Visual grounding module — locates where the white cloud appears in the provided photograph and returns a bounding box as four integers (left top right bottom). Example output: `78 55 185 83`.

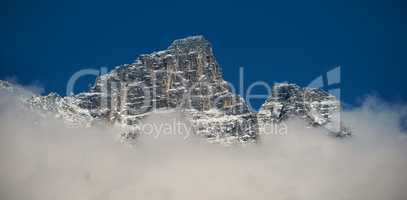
0 89 406 200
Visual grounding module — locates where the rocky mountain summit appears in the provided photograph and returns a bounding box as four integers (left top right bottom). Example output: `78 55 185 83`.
0 36 350 144
257 83 350 137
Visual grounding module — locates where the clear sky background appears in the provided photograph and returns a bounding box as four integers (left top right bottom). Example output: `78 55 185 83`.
0 0 405 109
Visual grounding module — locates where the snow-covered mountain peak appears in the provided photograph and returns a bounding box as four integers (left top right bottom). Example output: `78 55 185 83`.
169 35 210 50
0 36 350 144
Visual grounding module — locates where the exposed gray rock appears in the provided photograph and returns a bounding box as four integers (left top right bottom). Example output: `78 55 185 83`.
0 36 350 144
257 83 351 137
80 35 258 144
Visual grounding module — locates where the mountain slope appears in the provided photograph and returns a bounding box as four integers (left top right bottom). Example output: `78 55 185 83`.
0 36 350 144
257 83 351 137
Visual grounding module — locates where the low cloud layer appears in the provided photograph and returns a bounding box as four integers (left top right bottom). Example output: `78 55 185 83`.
1 91 407 200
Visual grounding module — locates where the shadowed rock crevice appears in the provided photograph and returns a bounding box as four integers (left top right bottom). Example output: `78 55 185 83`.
0 36 350 144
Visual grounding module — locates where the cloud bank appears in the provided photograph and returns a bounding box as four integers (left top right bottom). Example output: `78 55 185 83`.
0 90 407 200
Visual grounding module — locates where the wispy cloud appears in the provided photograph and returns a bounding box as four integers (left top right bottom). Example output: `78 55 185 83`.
0 87 406 200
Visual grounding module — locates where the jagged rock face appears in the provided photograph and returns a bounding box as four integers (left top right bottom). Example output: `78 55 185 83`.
85 36 251 123
0 36 350 144
77 36 257 143
257 83 350 137
0 81 93 127
27 94 94 126
0 36 256 144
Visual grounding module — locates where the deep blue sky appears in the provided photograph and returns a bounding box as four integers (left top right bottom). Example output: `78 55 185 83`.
1 0 406 109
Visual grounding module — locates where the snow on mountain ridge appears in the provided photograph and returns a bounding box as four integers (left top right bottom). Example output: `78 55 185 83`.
0 36 350 144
